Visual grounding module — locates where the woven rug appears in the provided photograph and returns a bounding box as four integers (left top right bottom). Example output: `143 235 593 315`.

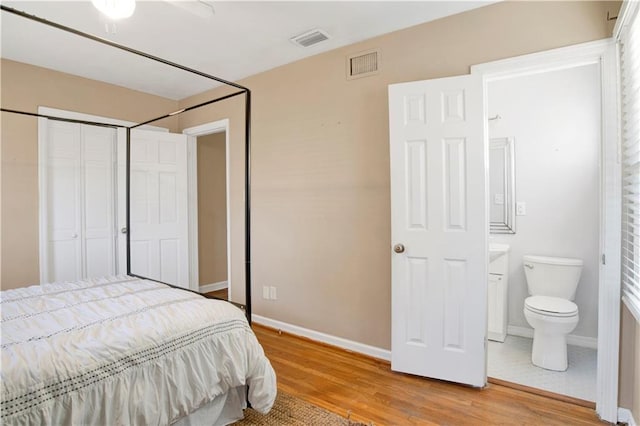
233 392 369 425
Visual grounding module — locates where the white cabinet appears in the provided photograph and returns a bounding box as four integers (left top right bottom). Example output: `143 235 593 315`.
488 247 509 342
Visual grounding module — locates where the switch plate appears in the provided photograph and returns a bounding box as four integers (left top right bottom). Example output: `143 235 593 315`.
270 286 277 300
516 202 526 216
262 286 270 299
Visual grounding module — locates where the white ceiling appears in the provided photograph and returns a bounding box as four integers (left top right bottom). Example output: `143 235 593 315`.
1 1 493 100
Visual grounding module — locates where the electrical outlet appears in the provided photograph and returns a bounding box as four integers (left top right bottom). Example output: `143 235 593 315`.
262 286 270 300
516 202 526 216
270 286 277 300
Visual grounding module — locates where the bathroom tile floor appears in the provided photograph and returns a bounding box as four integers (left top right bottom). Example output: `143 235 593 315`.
488 335 597 402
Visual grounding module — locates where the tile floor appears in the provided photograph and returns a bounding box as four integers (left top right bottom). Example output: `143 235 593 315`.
487 335 597 402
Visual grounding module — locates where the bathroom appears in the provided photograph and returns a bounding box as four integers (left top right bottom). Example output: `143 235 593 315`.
485 62 601 403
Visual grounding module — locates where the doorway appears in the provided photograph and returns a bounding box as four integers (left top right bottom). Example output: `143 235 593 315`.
196 132 229 298
472 39 620 421
387 39 619 423
484 63 600 403
183 119 231 300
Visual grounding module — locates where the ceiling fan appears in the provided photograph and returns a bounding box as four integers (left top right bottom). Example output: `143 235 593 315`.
92 0 215 33
92 0 215 20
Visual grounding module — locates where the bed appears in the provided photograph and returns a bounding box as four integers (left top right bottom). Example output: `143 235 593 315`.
1 4 272 424
1 275 277 425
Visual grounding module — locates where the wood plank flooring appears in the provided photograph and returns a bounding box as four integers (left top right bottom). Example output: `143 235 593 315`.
252 325 605 425
206 288 228 300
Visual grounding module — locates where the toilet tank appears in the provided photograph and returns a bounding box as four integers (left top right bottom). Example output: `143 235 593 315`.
523 255 583 300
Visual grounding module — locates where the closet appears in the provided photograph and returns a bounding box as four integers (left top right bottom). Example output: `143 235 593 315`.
40 120 117 283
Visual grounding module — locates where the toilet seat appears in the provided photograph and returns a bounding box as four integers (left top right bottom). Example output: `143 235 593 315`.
525 295 578 317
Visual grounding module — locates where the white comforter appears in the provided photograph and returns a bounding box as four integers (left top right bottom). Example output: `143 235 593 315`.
0 276 277 425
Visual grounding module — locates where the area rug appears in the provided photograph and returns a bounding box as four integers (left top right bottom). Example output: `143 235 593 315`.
233 392 369 425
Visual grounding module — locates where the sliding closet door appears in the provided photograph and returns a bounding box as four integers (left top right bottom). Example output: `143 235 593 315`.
41 121 117 283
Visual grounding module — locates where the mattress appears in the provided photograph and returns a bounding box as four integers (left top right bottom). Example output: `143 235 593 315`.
0 275 277 425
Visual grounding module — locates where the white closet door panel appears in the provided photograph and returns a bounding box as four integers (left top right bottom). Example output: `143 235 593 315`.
48 240 81 282
42 121 117 283
81 125 116 277
46 122 82 282
47 158 79 240
85 239 112 278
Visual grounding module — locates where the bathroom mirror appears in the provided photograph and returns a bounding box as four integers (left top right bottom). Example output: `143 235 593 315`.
489 137 516 234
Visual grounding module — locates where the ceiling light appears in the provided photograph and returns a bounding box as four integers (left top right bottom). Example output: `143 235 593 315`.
92 0 136 20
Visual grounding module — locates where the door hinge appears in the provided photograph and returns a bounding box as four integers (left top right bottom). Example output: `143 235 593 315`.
602 253 606 265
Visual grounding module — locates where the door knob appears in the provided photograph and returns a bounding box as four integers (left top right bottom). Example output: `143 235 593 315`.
121 227 128 234
393 244 405 254
71 233 78 239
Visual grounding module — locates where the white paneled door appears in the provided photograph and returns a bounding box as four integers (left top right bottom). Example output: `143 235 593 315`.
42 121 117 283
388 74 488 387
129 129 189 288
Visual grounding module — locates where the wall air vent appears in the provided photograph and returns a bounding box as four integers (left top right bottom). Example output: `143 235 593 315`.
290 29 330 48
347 49 380 80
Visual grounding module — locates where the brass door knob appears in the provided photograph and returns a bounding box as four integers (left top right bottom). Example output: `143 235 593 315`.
393 244 405 254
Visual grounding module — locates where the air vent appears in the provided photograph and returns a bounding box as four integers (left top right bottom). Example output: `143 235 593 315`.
347 49 380 80
290 29 330 48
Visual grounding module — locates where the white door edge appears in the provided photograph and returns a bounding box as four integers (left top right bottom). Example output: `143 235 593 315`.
471 38 621 423
182 119 231 299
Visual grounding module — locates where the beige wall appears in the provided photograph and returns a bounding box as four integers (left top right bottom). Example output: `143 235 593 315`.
0 59 179 289
178 1 619 350
620 304 640 417
197 132 228 286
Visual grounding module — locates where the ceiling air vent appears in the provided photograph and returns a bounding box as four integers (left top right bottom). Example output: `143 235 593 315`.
347 49 380 80
290 29 330 48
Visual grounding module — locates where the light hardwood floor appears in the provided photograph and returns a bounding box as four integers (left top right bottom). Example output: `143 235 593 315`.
206 288 228 300
252 324 605 425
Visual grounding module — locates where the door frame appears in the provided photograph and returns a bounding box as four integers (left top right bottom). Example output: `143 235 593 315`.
37 106 167 283
471 38 621 423
182 119 231 298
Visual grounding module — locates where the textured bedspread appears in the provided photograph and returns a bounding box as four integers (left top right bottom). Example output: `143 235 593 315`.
0 276 277 425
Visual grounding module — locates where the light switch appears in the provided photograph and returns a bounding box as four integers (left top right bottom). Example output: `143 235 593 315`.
516 202 526 216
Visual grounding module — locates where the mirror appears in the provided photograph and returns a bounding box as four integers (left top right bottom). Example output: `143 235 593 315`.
489 137 516 234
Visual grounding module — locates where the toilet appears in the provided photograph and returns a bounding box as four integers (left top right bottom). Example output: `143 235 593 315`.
522 255 582 371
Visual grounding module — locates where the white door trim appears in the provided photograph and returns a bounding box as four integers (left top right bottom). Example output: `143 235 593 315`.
37 107 168 282
182 119 231 298
471 38 621 423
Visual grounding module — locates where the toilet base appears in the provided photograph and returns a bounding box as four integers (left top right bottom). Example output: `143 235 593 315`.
531 330 568 371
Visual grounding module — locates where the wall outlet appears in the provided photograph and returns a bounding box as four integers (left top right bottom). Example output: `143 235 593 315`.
516 202 526 216
262 286 270 299
270 286 277 300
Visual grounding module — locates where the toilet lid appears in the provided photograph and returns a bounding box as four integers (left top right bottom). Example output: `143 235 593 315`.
525 296 578 317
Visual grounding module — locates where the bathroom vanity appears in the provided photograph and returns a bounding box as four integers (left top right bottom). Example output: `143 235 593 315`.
488 244 510 342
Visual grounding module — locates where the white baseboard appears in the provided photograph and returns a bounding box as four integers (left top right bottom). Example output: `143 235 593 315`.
507 325 598 349
619 407 637 426
199 281 228 293
252 314 391 362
